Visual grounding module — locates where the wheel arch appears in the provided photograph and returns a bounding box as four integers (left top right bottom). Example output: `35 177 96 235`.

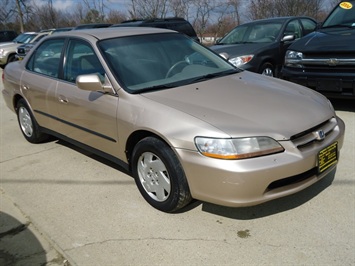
13 94 24 111
125 130 173 171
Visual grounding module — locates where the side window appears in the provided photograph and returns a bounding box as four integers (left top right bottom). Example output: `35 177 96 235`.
26 38 64 78
63 40 105 83
284 20 302 39
300 19 317 36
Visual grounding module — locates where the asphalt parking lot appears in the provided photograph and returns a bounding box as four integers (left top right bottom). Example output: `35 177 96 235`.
0 68 354 266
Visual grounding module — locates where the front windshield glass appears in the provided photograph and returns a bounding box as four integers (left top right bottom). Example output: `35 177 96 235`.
322 2 355 28
12 33 38 44
219 22 283 44
99 33 237 93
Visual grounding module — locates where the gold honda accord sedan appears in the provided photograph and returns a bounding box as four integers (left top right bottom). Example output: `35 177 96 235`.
2 28 345 212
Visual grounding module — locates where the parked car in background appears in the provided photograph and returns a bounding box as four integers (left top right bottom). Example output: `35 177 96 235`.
51 27 73 34
73 23 112 30
282 1 355 99
210 17 317 77
16 28 73 60
0 32 49 68
0 30 18 43
2 27 345 212
111 17 199 42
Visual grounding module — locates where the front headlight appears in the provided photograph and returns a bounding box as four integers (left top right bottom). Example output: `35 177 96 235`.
0 49 4 56
285 50 303 68
195 137 284 160
229 55 254 68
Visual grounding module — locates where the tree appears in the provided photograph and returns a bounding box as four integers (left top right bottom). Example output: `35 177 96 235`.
128 0 169 19
106 10 128 24
0 0 16 30
83 9 104 23
169 0 191 18
32 0 59 30
82 0 108 21
247 0 326 21
15 0 27 32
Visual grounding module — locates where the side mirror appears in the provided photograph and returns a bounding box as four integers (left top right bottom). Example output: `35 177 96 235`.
282 34 296 42
219 52 229 60
76 74 114 94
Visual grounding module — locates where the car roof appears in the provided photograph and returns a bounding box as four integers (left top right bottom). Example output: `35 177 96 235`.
243 16 314 24
52 27 176 40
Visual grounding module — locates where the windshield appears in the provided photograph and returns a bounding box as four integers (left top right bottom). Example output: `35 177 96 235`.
12 33 38 44
99 33 237 93
322 2 355 28
218 22 283 45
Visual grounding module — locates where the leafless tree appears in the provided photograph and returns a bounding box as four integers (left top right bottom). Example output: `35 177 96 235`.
227 0 242 25
128 0 169 19
1 0 16 29
15 0 30 32
191 0 215 38
71 3 86 25
169 0 191 18
247 0 325 21
106 10 128 24
82 0 108 21
31 0 59 30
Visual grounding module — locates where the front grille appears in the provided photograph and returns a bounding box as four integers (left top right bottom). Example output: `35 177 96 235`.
301 53 355 71
290 118 337 149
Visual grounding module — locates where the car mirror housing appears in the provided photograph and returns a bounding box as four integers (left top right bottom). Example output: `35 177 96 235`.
76 74 113 94
219 52 229 60
282 35 296 42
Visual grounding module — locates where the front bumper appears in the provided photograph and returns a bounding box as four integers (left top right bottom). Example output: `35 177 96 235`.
282 67 355 99
176 117 345 207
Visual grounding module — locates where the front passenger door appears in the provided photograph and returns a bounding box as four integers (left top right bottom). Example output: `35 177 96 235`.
55 39 120 157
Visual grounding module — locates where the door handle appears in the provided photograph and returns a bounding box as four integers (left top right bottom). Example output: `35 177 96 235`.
58 96 69 104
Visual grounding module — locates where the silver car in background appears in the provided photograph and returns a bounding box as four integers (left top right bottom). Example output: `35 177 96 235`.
2 27 345 212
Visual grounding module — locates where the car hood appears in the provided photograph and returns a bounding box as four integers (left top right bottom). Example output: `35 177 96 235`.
0 42 18 49
289 29 355 52
210 43 272 57
142 71 333 140
0 41 14 47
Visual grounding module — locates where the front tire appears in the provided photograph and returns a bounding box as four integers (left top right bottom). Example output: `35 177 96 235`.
132 137 192 212
16 99 49 143
259 62 275 77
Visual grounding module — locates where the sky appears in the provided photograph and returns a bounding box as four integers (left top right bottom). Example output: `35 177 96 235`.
31 0 130 13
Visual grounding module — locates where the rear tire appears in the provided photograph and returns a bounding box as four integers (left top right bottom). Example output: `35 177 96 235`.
132 137 192 212
16 99 49 143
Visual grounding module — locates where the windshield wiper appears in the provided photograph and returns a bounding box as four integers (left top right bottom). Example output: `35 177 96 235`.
322 24 355 29
219 41 255 45
139 83 178 93
189 69 238 83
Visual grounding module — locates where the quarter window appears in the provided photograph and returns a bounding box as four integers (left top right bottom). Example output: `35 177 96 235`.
26 39 64 78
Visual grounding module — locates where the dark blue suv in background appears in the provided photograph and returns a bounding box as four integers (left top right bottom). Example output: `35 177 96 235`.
282 1 355 99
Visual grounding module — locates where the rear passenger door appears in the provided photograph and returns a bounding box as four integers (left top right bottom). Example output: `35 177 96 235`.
55 39 119 156
22 38 65 132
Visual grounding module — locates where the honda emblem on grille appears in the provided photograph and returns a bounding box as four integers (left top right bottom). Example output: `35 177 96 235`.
314 130 325 141
326 58 339 66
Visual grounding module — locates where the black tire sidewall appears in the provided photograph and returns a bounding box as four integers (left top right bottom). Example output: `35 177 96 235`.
132 137 191 212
